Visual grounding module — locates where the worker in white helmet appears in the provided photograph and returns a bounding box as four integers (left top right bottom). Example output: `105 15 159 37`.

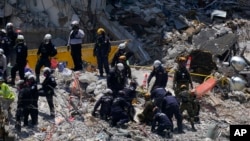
5 22 18 66
10 35 27 85
67 20 85 71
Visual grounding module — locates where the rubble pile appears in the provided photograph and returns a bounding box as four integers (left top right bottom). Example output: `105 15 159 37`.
2 0 250 141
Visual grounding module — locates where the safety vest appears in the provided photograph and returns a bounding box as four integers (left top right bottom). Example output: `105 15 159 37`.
0 83 15 100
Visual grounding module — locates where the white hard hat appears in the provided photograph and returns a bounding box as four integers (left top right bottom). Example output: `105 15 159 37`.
118 42 127 50
71 20 79 26
43 67 51 73
0 29 6 34
6 22 13 28
153 60 161 68
16 80 24 86
28 74 36 80
17 35 24 40
117 63 124 71
0 48 4 55
103 88 113 94
24 71 32 78
44 34 52 40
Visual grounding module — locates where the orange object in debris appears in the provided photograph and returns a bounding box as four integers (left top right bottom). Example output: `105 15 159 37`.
50 58 58 69
195 77 216 98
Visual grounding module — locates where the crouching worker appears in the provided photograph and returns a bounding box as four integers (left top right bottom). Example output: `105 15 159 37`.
92 89 113 121
110 93 131 128
137 93 154 125
38 67 57 117
151 107 173 138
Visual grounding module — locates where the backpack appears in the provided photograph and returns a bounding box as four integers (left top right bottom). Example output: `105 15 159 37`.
50 47 57 57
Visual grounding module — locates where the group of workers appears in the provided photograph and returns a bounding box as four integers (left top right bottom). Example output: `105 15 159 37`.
0 21 201 138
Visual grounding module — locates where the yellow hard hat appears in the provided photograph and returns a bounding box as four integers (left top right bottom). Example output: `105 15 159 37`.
144 93 151 99
180 84 187 89
97 28 105 35
178 57 186 62
119 55 126 60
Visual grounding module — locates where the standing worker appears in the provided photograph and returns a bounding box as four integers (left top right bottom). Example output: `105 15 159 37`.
5 22 17 66
35 34 57 83
173 57 193 96
147 60 168 91
111 41 128 67
0 49 7 82
67 20 85 71
93 28 111 77
10 35 27 85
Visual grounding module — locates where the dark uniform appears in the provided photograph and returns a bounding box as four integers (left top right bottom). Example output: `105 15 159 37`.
137 100 155 125
6 23 17 66
111 47 127 67
0 30 11 58
35 40 56 82
117 56 132 79
148 65 168 91
162 94 184 133
110 96 130 127
93 28 110 77
92 94 113 120
15 81 29 131
179 89 197 131
27 75 38 125
173 57 193 97
151 108 173 136
150 87 167 109
11 36 27 84
40 68 57 117
107 66 127 96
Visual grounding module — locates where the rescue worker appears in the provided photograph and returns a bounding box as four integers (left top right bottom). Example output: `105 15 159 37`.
110 94 131 127
0 29 10 58
27 75 38 125
147 60 168 91
0 76 15 123
179 84 197 131
137 93 155 125
161 92 184 134
190 89 201 123
67 20 85 71
107 63 127 96
24 71 32 85
0 49 7 82
35 34 57 83
151 107 173 137
111 41 128 67
5 22 17 66
150 86 168 109
15 80 27 131
173 57 193 97
10 34 27 85
120 81 137 104
40 67 57 117
93 28 110 77
118 55 132 79
92 89 113 121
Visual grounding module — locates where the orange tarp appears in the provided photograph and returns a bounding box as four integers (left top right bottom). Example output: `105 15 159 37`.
195 77 217 98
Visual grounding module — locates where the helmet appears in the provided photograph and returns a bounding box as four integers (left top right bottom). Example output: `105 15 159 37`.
44 34 52 40
28 74 36 80
6 22 13 29
17 34 24 40
119 55 126 61
180 84 187 89
43 67 51 75
0 48 4 55
153 60 161 68
144 93 150 100
117 63 124 71
118 42 127 50
71 20 79 26
103 88 113 94
97 28 105 35
178 57 186 62
16 80 25 87
24 71 32 79
0 29 6 34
